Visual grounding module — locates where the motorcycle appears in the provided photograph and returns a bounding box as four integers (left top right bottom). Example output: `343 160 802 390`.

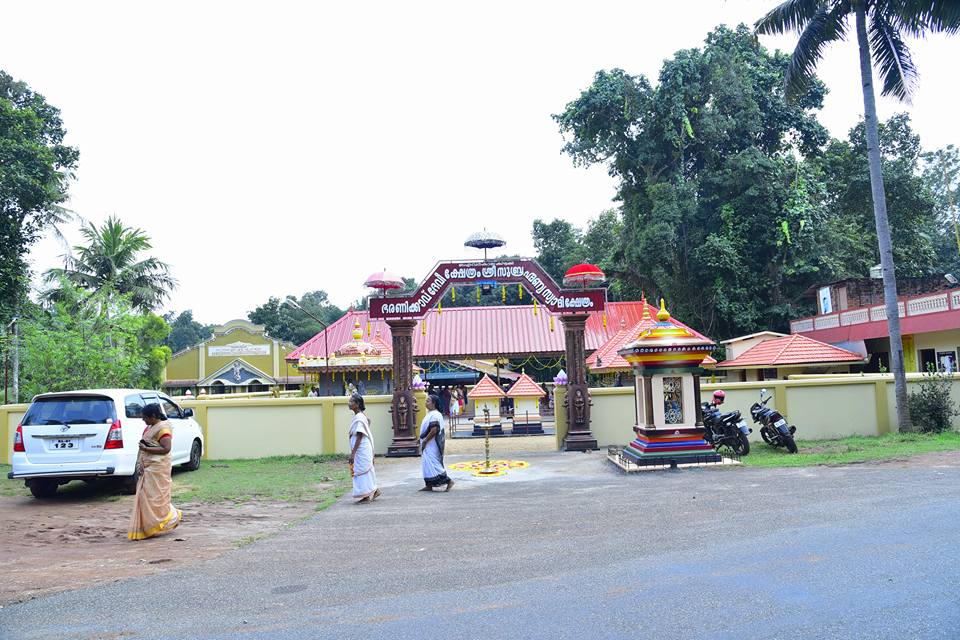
701 402 751 456
749 389 798 454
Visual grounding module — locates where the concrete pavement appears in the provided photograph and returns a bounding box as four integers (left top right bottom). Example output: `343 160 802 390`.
3 451 959 639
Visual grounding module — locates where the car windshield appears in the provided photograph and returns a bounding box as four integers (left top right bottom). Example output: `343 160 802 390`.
22 396 117 426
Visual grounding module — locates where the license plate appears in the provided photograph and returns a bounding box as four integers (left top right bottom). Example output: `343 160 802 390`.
774 419 787 428
52 438 79 450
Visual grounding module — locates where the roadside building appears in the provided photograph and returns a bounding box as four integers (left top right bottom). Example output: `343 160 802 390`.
790 275 960 373
716 333 869 381
162 319 301 395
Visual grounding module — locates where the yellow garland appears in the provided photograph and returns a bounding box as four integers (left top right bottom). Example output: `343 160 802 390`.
366 320 371 337
451 287 456 302
367 370 371 381
380 369 384 380
502 286 506 302
518 284 523 300
438 300 442 314
476 287 481 303
421 320 426 336
549 315 555 332
533 299 539 316
603 312 607 329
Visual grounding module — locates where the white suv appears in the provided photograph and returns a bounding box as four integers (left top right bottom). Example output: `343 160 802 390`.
9 389 204 499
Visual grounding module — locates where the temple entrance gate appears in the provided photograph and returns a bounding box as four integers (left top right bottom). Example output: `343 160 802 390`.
368 259 606 456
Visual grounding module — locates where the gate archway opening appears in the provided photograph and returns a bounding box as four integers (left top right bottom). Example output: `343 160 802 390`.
368 258 606 456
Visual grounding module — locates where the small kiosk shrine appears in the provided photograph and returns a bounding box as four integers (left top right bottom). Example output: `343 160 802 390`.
468 374 506 436
296 319 396 395
612 300 722 469
507 372 546 435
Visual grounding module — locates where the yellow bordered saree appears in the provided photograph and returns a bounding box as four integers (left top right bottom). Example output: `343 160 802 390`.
128 420 182 541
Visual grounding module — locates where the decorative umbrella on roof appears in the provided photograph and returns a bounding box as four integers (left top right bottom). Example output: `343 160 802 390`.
464 229 506 262
363 269 405 296
562 263 606 288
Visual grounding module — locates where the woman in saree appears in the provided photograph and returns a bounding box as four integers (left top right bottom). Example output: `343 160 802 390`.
419 394 454 492
348 393 381 503
128 403 182 541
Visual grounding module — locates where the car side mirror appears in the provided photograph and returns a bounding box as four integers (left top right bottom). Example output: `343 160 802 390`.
182 408 194 418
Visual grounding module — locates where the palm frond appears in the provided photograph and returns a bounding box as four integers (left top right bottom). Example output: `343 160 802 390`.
784 1 851 99
869 11 918 101
756 0 828 34
886 0 960 36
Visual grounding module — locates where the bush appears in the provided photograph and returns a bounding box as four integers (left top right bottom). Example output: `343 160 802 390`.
908 370 959 433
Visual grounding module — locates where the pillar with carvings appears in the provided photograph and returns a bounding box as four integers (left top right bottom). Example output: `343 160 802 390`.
386 319 420 457
560 314 598 451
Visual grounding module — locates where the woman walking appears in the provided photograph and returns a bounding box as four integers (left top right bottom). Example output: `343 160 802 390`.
348 393 381 503
419 394 454 492
128 404 182 541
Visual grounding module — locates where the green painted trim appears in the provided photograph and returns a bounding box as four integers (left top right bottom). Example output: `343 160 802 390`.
321 400 336 454
875 380 891 435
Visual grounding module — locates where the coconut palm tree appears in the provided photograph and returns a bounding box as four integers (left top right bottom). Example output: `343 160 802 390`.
43 215 176 313
756 1 959 431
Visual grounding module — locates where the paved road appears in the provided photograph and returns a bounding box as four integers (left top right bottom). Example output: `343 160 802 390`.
3 451 959 640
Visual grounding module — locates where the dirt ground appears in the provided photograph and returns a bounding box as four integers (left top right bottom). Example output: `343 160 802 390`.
0 493 315 607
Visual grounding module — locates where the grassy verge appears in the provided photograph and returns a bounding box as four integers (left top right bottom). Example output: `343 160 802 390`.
0 455 351 505
741 431 960 467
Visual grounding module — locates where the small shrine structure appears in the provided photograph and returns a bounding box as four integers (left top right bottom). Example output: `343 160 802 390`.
296 319 397 395
506 372 546 434
614 300 721 468
468 374 507 435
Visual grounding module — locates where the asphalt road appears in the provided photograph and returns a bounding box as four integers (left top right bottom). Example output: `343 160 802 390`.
3 451 959 640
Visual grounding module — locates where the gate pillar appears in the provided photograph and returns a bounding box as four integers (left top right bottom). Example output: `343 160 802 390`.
386 319 420 457
560 314 597 451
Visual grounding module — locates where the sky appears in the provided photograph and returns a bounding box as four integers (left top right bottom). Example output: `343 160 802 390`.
4 0 958 325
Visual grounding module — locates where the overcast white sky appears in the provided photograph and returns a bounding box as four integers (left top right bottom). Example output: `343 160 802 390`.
4 1 958 325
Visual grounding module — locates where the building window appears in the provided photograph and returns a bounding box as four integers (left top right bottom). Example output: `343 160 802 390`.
762 368 778 380
919 349 936 373
937 350 957 373
662 376 684 424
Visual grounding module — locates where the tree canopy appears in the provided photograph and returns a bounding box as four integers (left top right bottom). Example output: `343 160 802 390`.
548 24 953 339
248 291 344 345
163 310 214 353
0 70 79 319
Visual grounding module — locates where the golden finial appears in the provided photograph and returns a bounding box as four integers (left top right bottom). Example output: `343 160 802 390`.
657 298 671 322
641 291 651 323
352 319 363 340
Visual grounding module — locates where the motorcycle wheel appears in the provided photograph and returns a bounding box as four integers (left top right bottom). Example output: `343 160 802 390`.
784 434 798 454
760 427 774 445
732 432 750 456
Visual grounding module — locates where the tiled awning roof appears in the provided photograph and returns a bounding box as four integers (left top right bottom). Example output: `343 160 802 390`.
717 334 867 368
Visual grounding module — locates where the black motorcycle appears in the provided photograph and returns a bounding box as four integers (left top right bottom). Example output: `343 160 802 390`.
749 389 798 453
701 402 751 456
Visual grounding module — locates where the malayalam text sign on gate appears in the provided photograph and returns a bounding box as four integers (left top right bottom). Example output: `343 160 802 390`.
369 259 606 320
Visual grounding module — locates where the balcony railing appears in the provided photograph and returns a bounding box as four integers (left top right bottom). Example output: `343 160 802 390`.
791 290 956 334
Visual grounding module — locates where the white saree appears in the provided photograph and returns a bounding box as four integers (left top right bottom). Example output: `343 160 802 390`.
419 409 450 486
349 412 378 500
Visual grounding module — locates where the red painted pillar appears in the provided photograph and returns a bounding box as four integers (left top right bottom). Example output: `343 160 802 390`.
386 319 420 457
561 314 597 451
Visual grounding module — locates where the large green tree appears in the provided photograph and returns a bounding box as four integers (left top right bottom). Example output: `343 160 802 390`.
43 215 176 313
756 0 960 430
0 71 79 319
554 25 836 337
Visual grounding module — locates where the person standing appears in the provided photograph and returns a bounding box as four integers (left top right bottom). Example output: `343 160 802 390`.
128 404 182 540
419 394 454 492
348 393 380 503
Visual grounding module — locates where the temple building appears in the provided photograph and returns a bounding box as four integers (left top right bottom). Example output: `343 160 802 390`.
162 319 302 395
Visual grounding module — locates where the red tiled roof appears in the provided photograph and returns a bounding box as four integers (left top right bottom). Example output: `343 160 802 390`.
585 309 716 373
468 374 506 398
287 301 672 361
717 334 867 368
506 372 546 398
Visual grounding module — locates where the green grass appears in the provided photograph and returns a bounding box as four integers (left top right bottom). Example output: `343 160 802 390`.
0 455 351 504
741 431 960 467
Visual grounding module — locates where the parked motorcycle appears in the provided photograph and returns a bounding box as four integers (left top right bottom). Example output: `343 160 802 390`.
701 402 751 456
749 389 798 453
